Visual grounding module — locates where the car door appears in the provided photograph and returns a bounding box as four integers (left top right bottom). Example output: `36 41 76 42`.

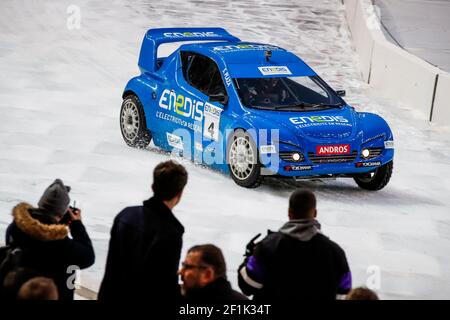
177 51 229 164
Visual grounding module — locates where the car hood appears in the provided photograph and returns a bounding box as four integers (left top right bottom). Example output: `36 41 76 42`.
248 106 357 141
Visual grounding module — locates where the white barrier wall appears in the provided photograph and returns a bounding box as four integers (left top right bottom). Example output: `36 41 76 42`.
370 39 439 117
343 0 450 124
432 73 450 124
350 0 375 81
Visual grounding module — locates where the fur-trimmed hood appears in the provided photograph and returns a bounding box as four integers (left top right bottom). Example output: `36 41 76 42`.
12 202 69 241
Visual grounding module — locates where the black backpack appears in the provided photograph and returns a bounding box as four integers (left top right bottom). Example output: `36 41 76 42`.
0 244 23 285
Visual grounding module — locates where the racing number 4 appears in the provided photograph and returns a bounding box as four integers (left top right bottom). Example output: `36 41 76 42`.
203 102 222 141
208 122 215 137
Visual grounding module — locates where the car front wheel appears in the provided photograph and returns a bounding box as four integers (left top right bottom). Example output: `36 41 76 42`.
120 95 151 148
353 161 393 191
227 129 262 188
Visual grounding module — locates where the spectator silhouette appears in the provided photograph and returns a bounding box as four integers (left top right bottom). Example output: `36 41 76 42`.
1 267 40 300
17 277 58 300
5 179 95 300
346 287 379 300
238 189 351 300
179 244 247 301
98 160 188 301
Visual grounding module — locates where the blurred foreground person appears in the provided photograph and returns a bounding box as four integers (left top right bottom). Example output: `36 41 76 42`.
17 277 58 300
1 267 40 300
238 189 351 300
179 244 247 301
346 287 379 300
99 160 188 301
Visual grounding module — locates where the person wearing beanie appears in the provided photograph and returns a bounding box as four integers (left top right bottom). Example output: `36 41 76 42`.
4 179 95 300
36 178 71 219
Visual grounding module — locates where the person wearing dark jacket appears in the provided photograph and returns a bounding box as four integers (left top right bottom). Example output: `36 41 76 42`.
2 267 41 300
179 244 247 301
98 160 188 301
238 189 351 300
5 179 95 300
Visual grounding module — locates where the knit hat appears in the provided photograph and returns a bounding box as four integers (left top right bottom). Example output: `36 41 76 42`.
37 179 71 217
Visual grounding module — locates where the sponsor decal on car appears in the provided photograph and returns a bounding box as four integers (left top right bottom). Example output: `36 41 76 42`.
260 145 276 154
258 66 292 76
195 141 203 151
355 161 381 167
222 68 232 87
316 144 350 155
203 103 223 141
290 115 349 125
384 140 394 149
156 111 202 133
163 31 219 38
212 44 281 52
362 133 385 144
166 132 183 149
284 165 313 171
205 145 215 153
159 89 203 121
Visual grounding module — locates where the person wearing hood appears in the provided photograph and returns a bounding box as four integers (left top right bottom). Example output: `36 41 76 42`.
238 189 351 300
4 179 95 300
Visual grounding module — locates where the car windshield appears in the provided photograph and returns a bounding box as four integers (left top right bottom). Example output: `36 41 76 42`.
233 76 344 111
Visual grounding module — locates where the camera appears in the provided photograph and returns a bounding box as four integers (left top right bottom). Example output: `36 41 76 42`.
60 211 72 225
244 233 261 257
60 203 79 225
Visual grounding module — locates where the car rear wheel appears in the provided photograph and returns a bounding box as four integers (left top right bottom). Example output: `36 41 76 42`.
353 161 393 191
120 95 151 148
227 129 262 188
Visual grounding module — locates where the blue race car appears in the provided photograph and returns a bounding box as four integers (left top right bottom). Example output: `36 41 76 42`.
120 28 394 190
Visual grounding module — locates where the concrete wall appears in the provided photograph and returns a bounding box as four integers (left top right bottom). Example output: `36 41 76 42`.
343 0 449 124
370 39 440 117
432 72 450 124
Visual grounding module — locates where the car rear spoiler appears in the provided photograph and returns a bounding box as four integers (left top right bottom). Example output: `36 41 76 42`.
138 28 240 74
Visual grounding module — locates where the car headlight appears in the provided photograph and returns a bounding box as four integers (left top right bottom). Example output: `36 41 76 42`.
361 148 370 159
292 153 301 161
280 151 304 163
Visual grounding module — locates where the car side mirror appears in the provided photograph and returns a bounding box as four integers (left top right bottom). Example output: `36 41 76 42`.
209 93 229 105
336 90 346 97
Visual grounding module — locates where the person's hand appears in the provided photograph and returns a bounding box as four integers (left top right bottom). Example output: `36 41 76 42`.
67 207 82 221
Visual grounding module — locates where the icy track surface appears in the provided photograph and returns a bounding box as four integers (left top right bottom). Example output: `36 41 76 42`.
1 0 450 299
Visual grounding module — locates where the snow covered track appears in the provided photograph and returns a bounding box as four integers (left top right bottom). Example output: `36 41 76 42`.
1 0 450 299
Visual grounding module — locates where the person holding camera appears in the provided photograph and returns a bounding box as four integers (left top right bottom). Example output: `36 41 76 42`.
4 179 95 300
238 189 351 300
